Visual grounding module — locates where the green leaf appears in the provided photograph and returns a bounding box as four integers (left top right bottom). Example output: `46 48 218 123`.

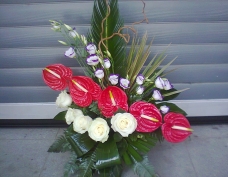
161 88 189 101
98 165 122 177
77 151 96 177
95 137 121 169
157 102 187 116
64 152 79 177
88 101 101 116
54 110 67 121
65 126 96 157
127 144 143 162
127 133 158 154
122 151 132 165
116 138 128 156
113 132 123 142
131 156 156 177
48 135 71 153
151 128 164 143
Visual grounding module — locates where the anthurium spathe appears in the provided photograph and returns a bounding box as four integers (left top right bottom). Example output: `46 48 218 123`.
98 86 128 118
129 101 162 132
42 64 72 90
69 76 102 107
161 112 192 143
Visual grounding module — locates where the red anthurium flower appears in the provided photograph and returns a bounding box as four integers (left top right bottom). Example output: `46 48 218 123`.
161 112 192 143
42 64 72 90
98 86 128 118
69 76 102 107
129 101 162 132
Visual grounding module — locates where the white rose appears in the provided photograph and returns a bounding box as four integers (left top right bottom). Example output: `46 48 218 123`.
88 118 110 143
65 108 83 125
73 115 92 134
111 113 137 137
56 90 72 108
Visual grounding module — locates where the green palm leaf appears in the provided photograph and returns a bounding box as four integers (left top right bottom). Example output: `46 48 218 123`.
87 0 127 76
48 135 71 153
95 137 121 169
131 156 156 177
65 125 96 157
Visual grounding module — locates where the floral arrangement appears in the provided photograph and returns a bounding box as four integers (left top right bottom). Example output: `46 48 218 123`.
43 0 192 176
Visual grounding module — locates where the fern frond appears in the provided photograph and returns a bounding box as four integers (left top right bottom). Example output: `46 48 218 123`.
131 155 156 177
48 135 71 153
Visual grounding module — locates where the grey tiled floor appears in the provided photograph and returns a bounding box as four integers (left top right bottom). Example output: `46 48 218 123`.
0 124 228 177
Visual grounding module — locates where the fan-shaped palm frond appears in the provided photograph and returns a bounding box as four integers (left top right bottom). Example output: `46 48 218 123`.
87 0 127 76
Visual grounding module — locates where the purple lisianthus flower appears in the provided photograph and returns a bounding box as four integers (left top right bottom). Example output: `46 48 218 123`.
86 43 97 55
69 27 78 38
155 77 165 89
65 47 76 58
104 58 111 69
95 69 104 79
160 105 169 114
152 89 163 101
86 54 99 66
109 74 119 85
163 78 173 90
136 74 145 85
120 78 130 89
136 86 144 95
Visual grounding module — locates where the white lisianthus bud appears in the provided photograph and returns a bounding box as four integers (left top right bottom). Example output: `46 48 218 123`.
120 78 130 89
73 115 92 134
95 69 104 79
64 24 72 31
65 47 76 58
136 86 144 95
65 108 83 125
81 35 87 45
163 78 173 90
109 74 119 85
152 90 163 101
111 113 137 137
58 40 68 45
103 58 111 69
56 90 72 108
86 43 96 55
88 118 110 143
69 28 79 38
51 25 60 31
155 77 165 89
136 74 145 85
160 105 169 114
86 54 99 66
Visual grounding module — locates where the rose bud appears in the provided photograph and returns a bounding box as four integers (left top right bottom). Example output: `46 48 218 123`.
56 90 72 108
